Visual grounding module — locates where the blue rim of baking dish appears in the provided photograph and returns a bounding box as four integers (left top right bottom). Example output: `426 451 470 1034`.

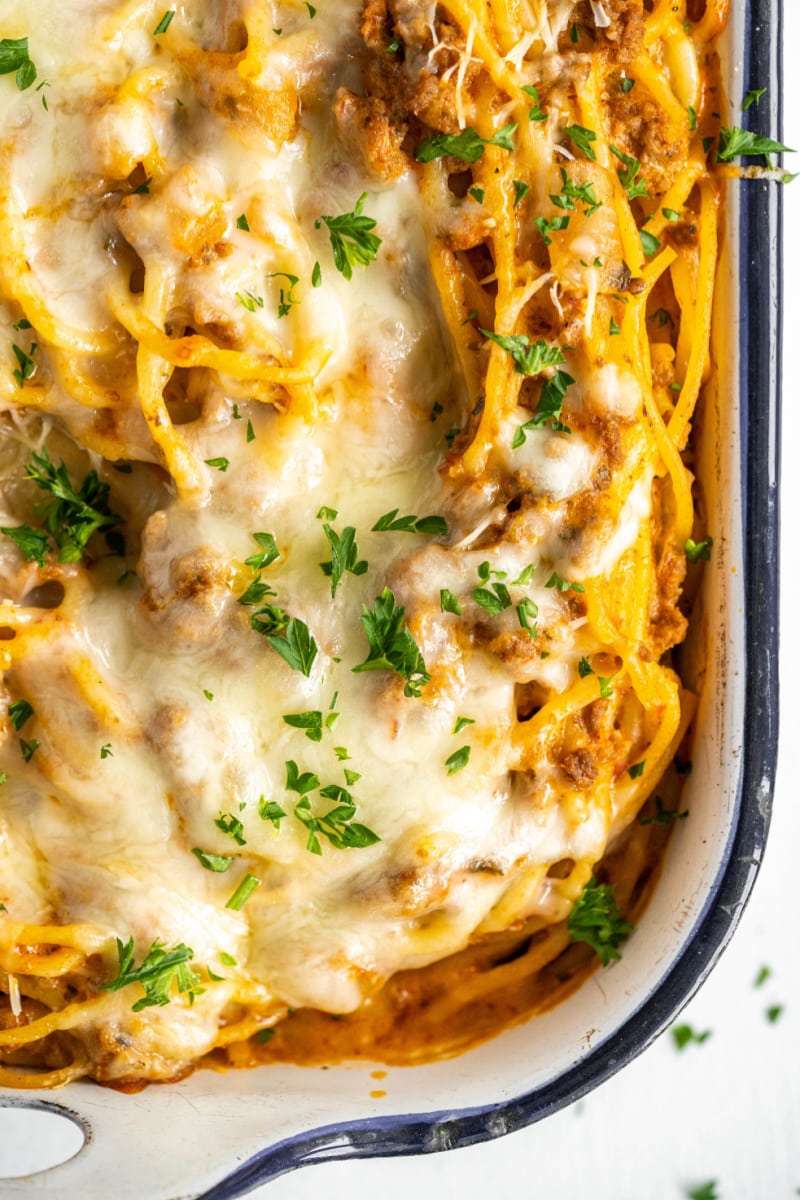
196 6 782 1196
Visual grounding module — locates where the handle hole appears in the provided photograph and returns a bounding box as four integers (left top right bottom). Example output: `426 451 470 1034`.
0 1101 86 1178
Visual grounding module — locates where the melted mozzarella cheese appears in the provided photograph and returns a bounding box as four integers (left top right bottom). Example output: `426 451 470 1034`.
0 0 654 1074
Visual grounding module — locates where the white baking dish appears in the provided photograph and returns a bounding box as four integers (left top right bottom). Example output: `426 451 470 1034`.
0 2 781 1195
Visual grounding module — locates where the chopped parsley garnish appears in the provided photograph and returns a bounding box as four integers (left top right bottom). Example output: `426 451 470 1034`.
717 126 793 164
453 715 475 735
102 937 203 1011
258 796 286 830
517 596 538 637
639 796 689 825
353 587 430 697
563 124 597 161
236 213 250 231
153 10 175 34
7 699 33 731
440 588 462 615
511 563 535 586
12 318 31 331
513 179 529 206
132 176 152 194
226 873 261 910
766 1004 784 1024
597 675 614 699
609 316 621 336
742 87 767 111
662 207 681 222
219 951 237 967
238 576 276 607
628 760 646 779
610 144 648 199
671 1023 712 1050
286 761 379 855
522 84 546 122
386 36 401 54
481 331 564 376
513 369 575 442
282 710 332 742
12 342 37 388
567 877 632 965
311 260 322 287
204 457 229 472
687 1183 719 1200
685 536 713 562
236 290 264 312
535 214 570 245
415 123 517 164
268 272 299 318
620 76 635 94
203 689 214 701
100 743 113 759
445 745 471 775
754 964 772 987
191 848 234 873
245 532 280 571
550 169 602 215
639 228 661 257
1 447 123 566
545 571 585 593
215 812 246 845
19 737 39 762
320 522 368 596
0 37 38 91
256 1027 275 1043
578 656 594 678
688 105 697 132
304 2 316 15
315 193 382 280
316 505 338 521
472 560 511 616
469 186 485 203
372 509 448 536
267 617 318 676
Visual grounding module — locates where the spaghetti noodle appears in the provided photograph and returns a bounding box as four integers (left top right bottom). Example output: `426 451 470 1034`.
0 0 726 1087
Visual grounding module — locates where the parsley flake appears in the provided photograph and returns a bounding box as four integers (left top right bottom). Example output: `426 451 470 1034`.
440 588 462 615
672 1023 712 1050
0 37 38 91
717 126 793 164
639 796 689 825
686 536 713 562
226 873 261 910
563 124 597 160
445 745 471 775
153 10 175 35
372 509 448 537
191 848 234 873
512 370 575 442
204 457 229 472
353 587 430 697
481 330 564 376
522 84 546 122
8 699 33 731
102 937 203 1012
742 87 767 112
320 523 368 596
1 447 123 566
415 123 517 164
315 194 382 280
100 743 113 759
236 213 250 231
245 532 280 571
568 877 632 965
